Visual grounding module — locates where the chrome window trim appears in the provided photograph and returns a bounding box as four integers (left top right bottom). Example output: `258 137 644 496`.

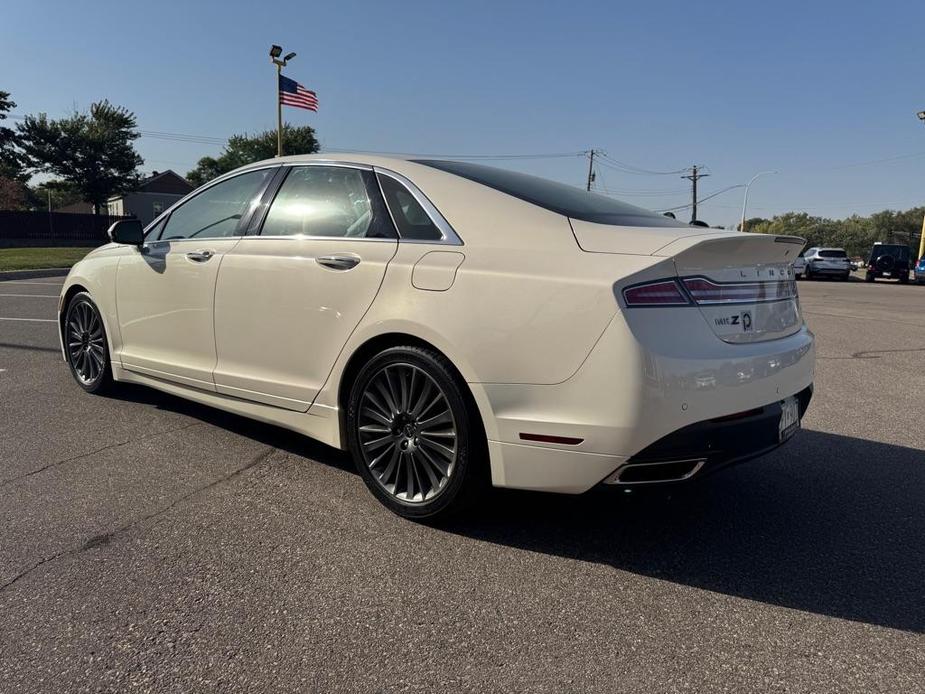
245 234 396 243
143 236 246 248
279 160 374 172
141 159 463 246
373 167 463 246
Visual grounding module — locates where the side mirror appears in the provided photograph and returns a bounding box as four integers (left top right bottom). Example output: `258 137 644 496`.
108 219 145 245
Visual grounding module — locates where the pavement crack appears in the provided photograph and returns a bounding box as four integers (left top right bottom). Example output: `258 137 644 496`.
0 422 205 488
0 445 277 594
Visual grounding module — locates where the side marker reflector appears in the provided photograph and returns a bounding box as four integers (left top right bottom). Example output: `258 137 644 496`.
519 433 584 445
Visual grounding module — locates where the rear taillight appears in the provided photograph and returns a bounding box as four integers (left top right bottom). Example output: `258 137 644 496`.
622 280 690 306
622 276 799 308
682 277 797 304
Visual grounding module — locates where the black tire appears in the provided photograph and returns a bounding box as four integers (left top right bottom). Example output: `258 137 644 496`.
865 273 875 283
63 292 114 394
345 346 487 521
899 274 909 284
804 266 813 280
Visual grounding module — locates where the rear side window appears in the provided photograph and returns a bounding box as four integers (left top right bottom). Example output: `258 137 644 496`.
415 159 683 227
378 174 443 241
819 249 847 258
261 166 393 238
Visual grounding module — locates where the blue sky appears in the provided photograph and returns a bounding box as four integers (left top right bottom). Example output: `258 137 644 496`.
3 0 924 227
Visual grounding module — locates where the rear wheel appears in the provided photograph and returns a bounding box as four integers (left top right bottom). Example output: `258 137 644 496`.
865 273 875 282
346 346 486 520
64 292 114 394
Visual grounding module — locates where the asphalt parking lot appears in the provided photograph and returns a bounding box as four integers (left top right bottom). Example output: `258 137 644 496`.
1 274 923 693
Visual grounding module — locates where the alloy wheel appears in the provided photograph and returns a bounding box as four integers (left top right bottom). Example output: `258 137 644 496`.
66 300 106 385
356 363 458 504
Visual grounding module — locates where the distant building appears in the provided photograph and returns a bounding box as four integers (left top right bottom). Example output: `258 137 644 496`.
106 170 195 225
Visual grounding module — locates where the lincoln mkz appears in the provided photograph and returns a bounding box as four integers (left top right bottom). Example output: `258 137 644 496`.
59 155 815 518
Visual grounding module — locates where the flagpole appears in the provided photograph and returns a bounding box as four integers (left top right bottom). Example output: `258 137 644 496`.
276 61 283 157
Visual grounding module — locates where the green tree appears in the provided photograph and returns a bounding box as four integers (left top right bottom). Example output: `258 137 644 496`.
27 179 83 211
0 89 24 181
16 100 143 214
186 124 319 187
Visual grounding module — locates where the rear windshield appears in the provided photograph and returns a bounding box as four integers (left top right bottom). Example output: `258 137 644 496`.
415 159 683 227
869 244 910 261
819 249 847 258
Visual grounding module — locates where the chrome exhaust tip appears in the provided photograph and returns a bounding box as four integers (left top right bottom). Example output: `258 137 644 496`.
603 458 706 485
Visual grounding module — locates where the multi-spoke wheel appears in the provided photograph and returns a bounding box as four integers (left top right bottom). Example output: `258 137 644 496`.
346 346 485 520
64 292 113 394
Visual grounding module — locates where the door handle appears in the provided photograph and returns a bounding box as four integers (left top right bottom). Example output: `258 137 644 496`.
317 254 360 271
186 250 214 262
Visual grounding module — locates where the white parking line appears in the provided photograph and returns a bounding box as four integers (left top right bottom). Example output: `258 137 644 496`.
0 294 59 298
0 317 56 323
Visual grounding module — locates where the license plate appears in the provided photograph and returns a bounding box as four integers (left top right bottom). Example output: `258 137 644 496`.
883 272 891 277
779 396 800 442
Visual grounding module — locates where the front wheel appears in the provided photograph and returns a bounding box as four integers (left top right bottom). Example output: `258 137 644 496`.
346 346 486 521
64 292 114 394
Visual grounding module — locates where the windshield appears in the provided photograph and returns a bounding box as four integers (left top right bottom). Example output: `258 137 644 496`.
415 159 684 227
819 249 847 258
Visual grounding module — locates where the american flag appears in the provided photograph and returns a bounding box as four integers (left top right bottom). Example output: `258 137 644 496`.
279 75 318 112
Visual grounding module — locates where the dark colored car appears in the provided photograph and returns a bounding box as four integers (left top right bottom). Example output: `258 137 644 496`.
915 257 925 285
865 243 911 283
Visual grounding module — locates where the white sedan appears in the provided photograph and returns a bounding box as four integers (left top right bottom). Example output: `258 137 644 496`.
59 154 815 519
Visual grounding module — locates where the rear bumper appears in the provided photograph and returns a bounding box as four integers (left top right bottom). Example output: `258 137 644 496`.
809 267 850 275
604 384 812 485
482 310 815 493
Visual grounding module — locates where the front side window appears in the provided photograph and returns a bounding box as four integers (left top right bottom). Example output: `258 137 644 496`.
377 174 443 241
157 169 273 241
261 166 392 238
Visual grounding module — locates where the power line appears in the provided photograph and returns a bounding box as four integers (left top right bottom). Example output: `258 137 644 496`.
595 152 689 176
656 184 745 212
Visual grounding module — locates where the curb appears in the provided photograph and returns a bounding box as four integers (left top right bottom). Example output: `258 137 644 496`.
0 268 71 282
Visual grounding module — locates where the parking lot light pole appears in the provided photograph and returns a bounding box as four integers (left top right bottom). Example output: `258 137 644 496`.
270 45 297 157
917 111 925 260
740 170 778 231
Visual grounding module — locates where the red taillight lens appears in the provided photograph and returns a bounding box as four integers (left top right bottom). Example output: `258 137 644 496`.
682 278 797 304
622 280 690 306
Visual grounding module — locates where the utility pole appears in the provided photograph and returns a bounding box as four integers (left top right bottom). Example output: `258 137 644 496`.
586 150 596 191
682 165 709 223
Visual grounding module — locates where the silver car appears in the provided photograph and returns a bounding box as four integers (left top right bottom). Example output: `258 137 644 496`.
797 247 851 281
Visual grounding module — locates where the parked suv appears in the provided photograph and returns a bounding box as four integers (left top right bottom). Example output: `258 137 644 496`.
798 247 851 281
865 243 911 283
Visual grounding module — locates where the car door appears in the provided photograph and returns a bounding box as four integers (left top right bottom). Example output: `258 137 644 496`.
115 167 277 389
212 164 398 410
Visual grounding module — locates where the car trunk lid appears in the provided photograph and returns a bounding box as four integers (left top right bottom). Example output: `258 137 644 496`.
573 219 807 344
659 232 805 343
